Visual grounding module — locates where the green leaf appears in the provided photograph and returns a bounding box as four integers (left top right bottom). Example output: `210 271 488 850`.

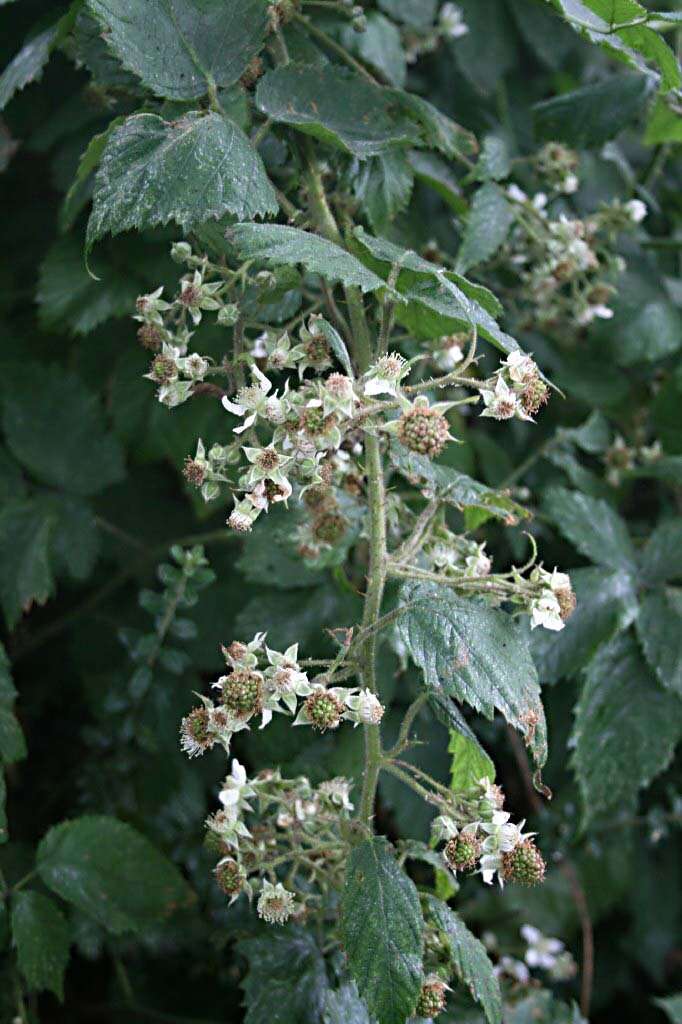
236 510 324 590
637 588 682 697
11 891 71 1001
640 518 682 584
377 0 438 28
341 837 423 1024
0 24 56 112
85 0 269 99
323 982 372 1024
37 815 194 934
549 0 681 91
352 152 414 233
2 364 125 496
616 298 682 366
398 581 547 766
256 64 421 158
389 441 528 524
472 135 511 182
426 897 502 1024
543 487 637 571
316 317 354 377
60 119 125 233
87 112 277 250
228 224 387 293
452 0 517 95
0 500 55 629
448 730 495 796
389 90 478 160
37 237 140 336
534 73 651 147
457 183 515 273
0 707 26 765
339 12 407 88
655 995 682 1024
238 929 329 1024
0 643 17 707
408 151 466 213
572 632 682 825
531 567 638 683
645 96 682 144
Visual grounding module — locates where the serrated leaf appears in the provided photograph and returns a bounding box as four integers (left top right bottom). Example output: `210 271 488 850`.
389 442 528 523
645 95 682 144
398 581 547 765
60 119 125 232
341 837 423 1024
408 150 466 213
0 707 26 765
0 500 55 629
636 588 682 697
352 152 414 233
257 64 421 157
85 0 269 99
238 928 329 1024
534 73 651 147
572 632 682 825
457 183 515 273
390 90 478 160
323 982 372 1024
531 567 638 683
640 518 682 584
339 12 407 88
426 897 502 1024
543 487 637 571
2 364 124 496
449 730 495 795
37 815 194 934
11 891 71 1000
87 112 277 250
0 24 57 112
472 135 511 181
228 224 387 293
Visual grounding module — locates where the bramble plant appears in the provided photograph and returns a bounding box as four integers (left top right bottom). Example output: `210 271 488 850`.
1 1 682 1023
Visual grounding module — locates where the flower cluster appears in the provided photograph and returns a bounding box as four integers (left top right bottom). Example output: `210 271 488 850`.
424 525 492 580
527 567 576 632
479 351 549 422
432 778 546 887
604 435 662 487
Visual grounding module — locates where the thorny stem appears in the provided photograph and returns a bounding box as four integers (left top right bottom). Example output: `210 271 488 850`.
383 763 450 812
385 693 429 757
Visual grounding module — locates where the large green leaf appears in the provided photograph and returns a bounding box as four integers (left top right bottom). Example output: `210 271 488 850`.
640 519 682 584
11 891 71 1001
352 152 414 233
543 487 637 571
572 632 682 824
457 183 515 273
256 64 421 158
87 112 277 250
449 730 495 796
534 73 652 147
531 567 638 683
228 224 387 293
341 837 423 1024
389 90 478 160
323 982 372 1024
0 500 55 629
397 581 547 766
0 707 26 765
37 815 194 934
426 897 502 1024
637 588 682 697
238 929 329 1024
0 25 57 112
86 0 269 99
2 365 125 496
339 12 407 87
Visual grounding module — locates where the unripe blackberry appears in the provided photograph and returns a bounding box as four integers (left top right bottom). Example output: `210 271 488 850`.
502 840 546 886
180 706 213 757
304 690 344 731
397 406 450 458
416 979 447 1019
138 323 163 351
303 333 331 366
183 457 206 487
214 857 245 896
221 670 263 717
303 485 334 511
520 378 549 417
299 405 328 437
312 509 347 545
443 834 481 872
150 354 178 383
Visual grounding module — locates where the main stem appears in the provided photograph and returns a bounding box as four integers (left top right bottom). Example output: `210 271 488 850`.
301 140 386 827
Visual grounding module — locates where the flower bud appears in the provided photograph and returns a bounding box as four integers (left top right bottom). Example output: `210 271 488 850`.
217 303 241 327
171 241 193 263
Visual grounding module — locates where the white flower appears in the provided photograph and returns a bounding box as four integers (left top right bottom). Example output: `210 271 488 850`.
576 303 614 326
363 352 409 397
494 956 530 983
222 366 274 434
561 173 579 195
257 881 296 925
319 777 354 812
529 591 564 631
625 198 647 223
504 351 538 386
464 544 492 578
507 184 528 204
478 811 531 886
345 689 385 726
521 925 565 970
480 376 531 421
439 2 468 37
219 759 254 814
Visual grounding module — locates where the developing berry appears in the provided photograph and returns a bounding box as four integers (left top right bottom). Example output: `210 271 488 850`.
180 706 214 757
555 583 576 622
397 406 450 458
214 857 245 896
312 509 347 545
138 323 163 351
520 378 549 417
415 978 448 1018
183 457 206 487
304 689 345 731
221 670 263 718
150 354 178 384
443 834 482 872
502 839 546 886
